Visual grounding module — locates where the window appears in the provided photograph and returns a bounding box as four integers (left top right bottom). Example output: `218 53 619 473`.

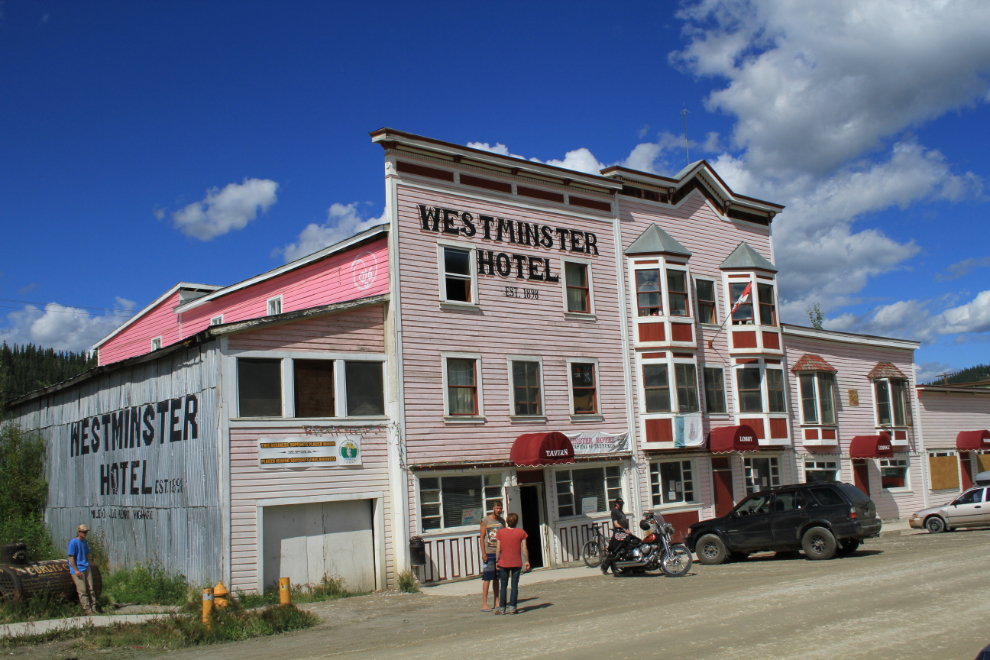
805 460 838 483
696 279 717 325
729 281 754 325
445 358 478 416
635 268 662 316
674 363 699 412
150 337 162 351
744 456 780 495
294 360 334 417
565 262 590 313
757 283 776 326
238 358 282 417
773 490 807 512
442 246 473 303
419 474 502 531
737 368 763 413
703 367 726 414
955 489 985 505
345 361 385 416
875 379 912 426
570 362 597 414
650 460 695 506
555 466 622 518
809 486 845 506
928 451 960 491
210 315 223 326
879 458 909 490
799 373 836 425
766 369 785 413
511 361 542 416
267 296 282 316
643 364 671 413
736 493 772 515
667 270 689 316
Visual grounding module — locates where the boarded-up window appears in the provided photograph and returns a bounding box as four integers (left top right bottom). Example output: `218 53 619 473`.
979 454 990 473
928 453 960 491
294 360 334 417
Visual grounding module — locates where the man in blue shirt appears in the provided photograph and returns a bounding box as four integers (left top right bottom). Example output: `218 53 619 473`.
68 524 95 615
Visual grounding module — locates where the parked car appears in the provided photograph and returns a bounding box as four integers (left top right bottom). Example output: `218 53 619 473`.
909 486 990 533
684 482 882 564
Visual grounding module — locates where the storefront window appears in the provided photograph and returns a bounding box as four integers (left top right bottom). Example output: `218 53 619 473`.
345 361 385 416
703 367 726 414
643 364 671 413
674 363 699 412
805 460 838 483
635 269 662 316
880 458 909 489
555 466 621 518
738 368 763 413
650 460 694 506
238 358 282 417
419 474 502 531
744 456 780 495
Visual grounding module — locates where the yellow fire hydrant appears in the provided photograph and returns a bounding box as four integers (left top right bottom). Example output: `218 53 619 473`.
202 587 214 626
279 577 291 605
213 581 230 609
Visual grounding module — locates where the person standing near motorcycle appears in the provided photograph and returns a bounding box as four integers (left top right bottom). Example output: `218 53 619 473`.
479 500 505 612
601 497 629 575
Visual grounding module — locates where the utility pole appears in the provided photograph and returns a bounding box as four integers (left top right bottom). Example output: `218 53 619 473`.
683 106 690 165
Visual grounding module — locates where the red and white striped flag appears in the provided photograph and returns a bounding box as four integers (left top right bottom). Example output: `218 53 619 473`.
730 282 752 314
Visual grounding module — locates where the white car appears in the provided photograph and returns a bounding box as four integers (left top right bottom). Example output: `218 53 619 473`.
909 486 990 533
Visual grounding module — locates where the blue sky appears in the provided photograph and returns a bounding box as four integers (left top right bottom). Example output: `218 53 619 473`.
2 0 989 381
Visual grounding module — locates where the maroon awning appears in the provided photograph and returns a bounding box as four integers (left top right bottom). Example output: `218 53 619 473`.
510 432 575 466
849 434 894 458
956 430 990 451
709 425 759 453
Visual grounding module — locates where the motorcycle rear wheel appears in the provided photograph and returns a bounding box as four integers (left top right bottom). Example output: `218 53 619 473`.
582 540 604 568
660 544 693 577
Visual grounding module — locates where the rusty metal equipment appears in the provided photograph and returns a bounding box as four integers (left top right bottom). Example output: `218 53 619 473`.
0 543 103 603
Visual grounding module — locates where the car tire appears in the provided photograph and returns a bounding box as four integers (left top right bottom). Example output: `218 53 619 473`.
835 539 861 555
696 534 729 565
925 516 946 534
801 527 837 560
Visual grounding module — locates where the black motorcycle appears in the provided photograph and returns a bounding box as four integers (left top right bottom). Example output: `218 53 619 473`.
601 511 692 577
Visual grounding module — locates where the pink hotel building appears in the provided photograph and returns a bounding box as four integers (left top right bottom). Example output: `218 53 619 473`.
12 128 990 590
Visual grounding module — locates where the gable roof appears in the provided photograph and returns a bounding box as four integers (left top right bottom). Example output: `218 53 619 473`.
720 242 777 272
867 362 908 380
91 282 220 350
625 223 691 257
791 354 837 373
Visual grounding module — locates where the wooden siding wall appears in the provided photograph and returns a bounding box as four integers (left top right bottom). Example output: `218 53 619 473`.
11 345 224 584
227 305 385 353
918 391 990 449
99 291 183 366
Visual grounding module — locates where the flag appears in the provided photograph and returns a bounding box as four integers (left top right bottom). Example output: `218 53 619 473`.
730 282 752 314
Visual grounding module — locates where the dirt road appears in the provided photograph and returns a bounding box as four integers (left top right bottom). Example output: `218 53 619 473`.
13 529 990 660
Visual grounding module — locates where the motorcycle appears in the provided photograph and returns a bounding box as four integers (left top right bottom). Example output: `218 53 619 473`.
601 511 693 577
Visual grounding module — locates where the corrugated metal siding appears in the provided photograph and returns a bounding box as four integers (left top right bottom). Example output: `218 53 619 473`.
11 344 223 584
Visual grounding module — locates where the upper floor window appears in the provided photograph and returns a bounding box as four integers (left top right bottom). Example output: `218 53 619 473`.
294 359 334 417
238 358 282 417
737 367 763 413
150 336 163 351
570 362 597 414
445 357 479 416
766 368 786 413
874 378 912 427
729 281 754 325
674 363 700 412
799 373 836 425
667 270 689 316
511 360 542 416
345 361 385 416
643 364 671 413
442 246 474 303
696 279 717 325
703 366 726 414
267 296 282 316
210 315 223 326
757 283 777 326
565 262 591 313
635 269 662 316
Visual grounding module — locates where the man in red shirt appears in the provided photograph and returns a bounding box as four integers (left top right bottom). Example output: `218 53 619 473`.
494 512 530 615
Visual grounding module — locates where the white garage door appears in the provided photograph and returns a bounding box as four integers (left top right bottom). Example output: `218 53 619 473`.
263 499 375 592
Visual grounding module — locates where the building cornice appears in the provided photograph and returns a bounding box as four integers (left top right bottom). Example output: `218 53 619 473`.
781 324 920 350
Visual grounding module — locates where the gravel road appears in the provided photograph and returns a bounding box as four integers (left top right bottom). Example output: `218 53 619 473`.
12 529 990 660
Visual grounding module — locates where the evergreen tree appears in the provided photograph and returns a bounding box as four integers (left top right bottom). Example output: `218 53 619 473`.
0 342 98 403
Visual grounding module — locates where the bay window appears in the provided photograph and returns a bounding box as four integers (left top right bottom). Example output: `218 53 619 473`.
636 268 662 316
738 368 763 413
874 378 912 427
729 281 754 325
419 474 502 531
766 368 786 413
674 363 700 412
799 373 837 425
703 366 726 414
667 270 689 316
556 466 622 517
650 460 695 506
757 283 777 326
643 364 671 413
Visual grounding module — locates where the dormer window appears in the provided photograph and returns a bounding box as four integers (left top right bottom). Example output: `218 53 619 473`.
868 362 913 428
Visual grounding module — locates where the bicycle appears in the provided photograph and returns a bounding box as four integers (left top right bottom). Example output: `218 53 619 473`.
582 525 610 568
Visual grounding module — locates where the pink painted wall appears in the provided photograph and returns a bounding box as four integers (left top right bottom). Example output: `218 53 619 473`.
99 238 389 366
918 389 990 449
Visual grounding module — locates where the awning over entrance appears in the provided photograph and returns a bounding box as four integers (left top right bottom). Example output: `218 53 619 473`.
956 430 990 451
510 432 575 467
708 425 759 453
849 434 894 458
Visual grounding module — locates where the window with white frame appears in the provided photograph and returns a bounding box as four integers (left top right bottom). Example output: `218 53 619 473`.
667 269 690 316
294 359 334 417
727 277 778 327
650 460 695 506
674 363 700 412
635 267 662 316
440 245 474 303
510 360 542 416
799 372 837 425
419 474 502 531
238 358 282 417
445 357 479 416
555 466 622 517
643 363 671 413
880 457 909 490
267 296 282 316
564 261 592 314
757 282 777 326
703 366 726 414
744 456 780 494
570 362 598 414
210 315 223 326
150 336 162 351
874 379 913 427
805 460 838 483
345 361 385 416
737 367 763 413
766 368 786 413
928 451 959 491
696 279 717 325
729 281 754 325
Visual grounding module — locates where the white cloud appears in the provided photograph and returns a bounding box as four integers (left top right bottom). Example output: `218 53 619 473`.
935 256 990 282
544 148 605 175
915 361 955 384
467 142 528 160
276 203 386 263
153 207 165 221
0 301 134 353
171 178 278 241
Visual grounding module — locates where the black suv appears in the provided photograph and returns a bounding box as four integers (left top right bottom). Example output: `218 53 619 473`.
684 482 882 564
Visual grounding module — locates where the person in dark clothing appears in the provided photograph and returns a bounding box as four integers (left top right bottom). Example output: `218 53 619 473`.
601 498 629 575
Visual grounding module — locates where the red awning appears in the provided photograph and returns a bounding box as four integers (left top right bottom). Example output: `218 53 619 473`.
849 434 894 458
510 432 575 466
708 425 759 453
956 430 990 451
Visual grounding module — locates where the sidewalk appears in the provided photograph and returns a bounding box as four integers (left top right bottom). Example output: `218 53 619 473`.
0 612 170 639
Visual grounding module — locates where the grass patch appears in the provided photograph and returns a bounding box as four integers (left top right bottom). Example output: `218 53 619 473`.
102 561 189 606
0 593 83 625
236 575 360 609
0 604 320 651
396 570 419 593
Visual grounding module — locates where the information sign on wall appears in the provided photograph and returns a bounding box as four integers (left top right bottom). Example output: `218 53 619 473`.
258 436 362 468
